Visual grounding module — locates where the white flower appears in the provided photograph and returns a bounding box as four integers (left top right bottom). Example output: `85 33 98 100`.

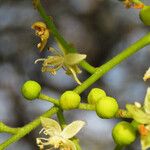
36 117 85 150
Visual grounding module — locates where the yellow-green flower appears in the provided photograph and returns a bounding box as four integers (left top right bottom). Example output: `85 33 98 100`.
36 117 85 150
31 21 50 51
35 47 86 84
126 88 150 150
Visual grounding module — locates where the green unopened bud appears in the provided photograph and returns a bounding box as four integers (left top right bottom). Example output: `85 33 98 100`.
96 96 118 118
60 91 81 110
112 121 136 146
139 6 150 26
21 80 41 100
88 88 106 105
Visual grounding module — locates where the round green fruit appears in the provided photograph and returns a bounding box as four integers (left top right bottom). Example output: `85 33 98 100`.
139 6 150 26
21 80 41 100
60 91 81 110
96 96 118 118
112 121 136 146
88 88 106 104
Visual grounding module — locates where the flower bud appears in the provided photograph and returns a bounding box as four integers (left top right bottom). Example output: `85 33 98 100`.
60 91 81 110
21 80 41 100
96 96 118 118
112 121 136 146
139 6 150 26
88 88 106 105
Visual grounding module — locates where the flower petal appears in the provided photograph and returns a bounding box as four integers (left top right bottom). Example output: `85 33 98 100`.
67 66 82 85
62 139 77 150
144 88 150 114
40 117 62 136
64 53 86 66
126 104 150 124
141 133 150 150
143 68 150 81
61 120 85 139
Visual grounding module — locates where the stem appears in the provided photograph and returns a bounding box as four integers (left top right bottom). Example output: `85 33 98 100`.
0 107 58 150
38 94 132 118
78 103 95 111
39 93 59 105
38 93 96 111
3 127 20 135
115 109 132 118
0 122 20 134
79 60 97 74
37 1 76 53
132 0 144 5
36 0 96 73
74 33 150 94
114 145 124 150
57 109 66 128
72 138 82 150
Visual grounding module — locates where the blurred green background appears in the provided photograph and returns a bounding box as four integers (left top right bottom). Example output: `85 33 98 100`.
0 0 150 149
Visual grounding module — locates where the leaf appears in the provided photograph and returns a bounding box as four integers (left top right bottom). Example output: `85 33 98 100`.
40 117 62 136
64 53 86 66
126 104 150 124
61 120 85 139
144 88 150 114
141 133 150 150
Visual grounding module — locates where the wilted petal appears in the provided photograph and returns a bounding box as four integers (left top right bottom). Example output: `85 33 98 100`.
31 21 50 51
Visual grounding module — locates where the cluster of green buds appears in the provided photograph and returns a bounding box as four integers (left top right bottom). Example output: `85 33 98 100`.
87 88 119 118
20 78 150 150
